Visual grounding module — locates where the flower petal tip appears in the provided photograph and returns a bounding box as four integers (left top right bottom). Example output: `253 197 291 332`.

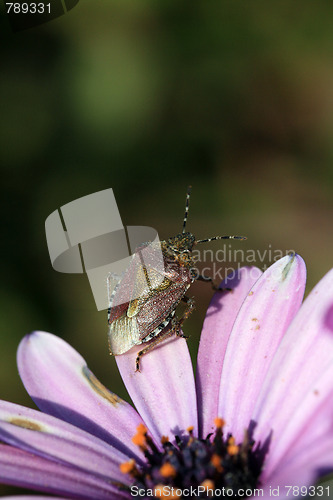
281 252 299 280
19 330 50 346
268 253 306 286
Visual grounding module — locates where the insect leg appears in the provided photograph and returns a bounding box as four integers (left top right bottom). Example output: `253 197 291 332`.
135 297 195 372
174 296 195 337
135 328 175 372
195 274 232 292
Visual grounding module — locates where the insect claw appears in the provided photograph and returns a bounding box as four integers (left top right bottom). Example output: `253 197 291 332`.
135 355 142 373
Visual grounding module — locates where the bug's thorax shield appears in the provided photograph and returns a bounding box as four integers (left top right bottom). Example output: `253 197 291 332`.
167 232 196 250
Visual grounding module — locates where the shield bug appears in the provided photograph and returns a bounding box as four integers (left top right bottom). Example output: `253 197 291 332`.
107 186 246 371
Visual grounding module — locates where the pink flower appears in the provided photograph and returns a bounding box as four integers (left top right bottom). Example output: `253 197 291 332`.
1 254 333 499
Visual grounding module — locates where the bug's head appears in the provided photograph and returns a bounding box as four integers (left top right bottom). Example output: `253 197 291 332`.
166 232 196 254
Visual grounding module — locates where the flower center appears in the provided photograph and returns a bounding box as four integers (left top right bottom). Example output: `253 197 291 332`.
120 418 262 498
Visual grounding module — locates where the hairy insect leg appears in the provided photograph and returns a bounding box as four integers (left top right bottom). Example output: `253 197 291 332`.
135 297 196 372
135 328 175 372
195 274 232 293
176 296 196 335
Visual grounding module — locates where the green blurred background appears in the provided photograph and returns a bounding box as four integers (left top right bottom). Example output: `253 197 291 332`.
1 1 333 496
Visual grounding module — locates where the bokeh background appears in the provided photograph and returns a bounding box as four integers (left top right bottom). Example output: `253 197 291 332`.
1 1 333 496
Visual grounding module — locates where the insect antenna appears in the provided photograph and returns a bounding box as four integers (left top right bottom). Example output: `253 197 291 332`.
182 185 192 233
196 235 247 243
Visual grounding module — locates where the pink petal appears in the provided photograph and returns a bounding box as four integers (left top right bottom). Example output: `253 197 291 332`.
116 336 197 443
261 394 333 489
253 268 333 477
196 267 262 438
17 331 143 460
259 423 333 500
282 394 333 459
218 254 306 441
0 400 130 484
263 436 333 490
0 444 127 499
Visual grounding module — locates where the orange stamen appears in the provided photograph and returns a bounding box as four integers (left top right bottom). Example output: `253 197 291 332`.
132 432 147 448
228 444 239 455
200 479 215 491
227 436 239 455
161 435 169 445
136 423 148 434
211 453 223 473
214 417 225 429
119 459 136 474
160 462 177 478
187 425 194 433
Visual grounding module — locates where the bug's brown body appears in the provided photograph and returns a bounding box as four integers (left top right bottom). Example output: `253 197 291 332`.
107 188 246 371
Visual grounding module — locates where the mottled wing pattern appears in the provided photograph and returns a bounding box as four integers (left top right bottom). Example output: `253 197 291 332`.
136 279 190 341
108 243 170 354
108 240 174 322
107 296 129 325
108 239 193 351
107 248 151 324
